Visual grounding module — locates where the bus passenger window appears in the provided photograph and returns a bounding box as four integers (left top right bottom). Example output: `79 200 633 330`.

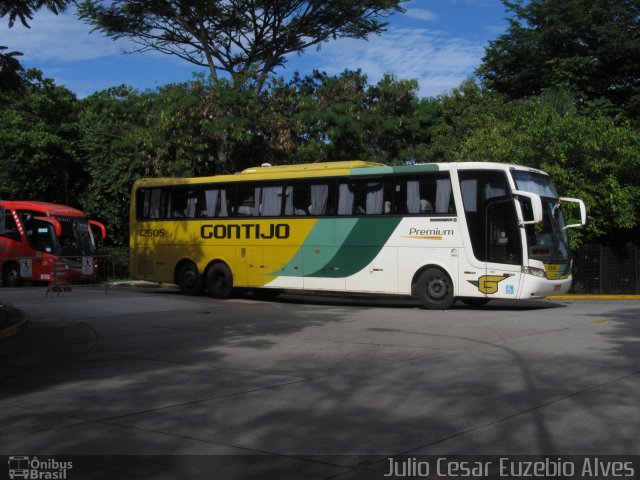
1 213 21 242
309 183 333 215
137 188 169 219
337 182 354 215
397 175 455 215
283 182 334 217
357 180 383 215
203 187 230 218
236 184 257 216
284 185 308 216
257 186 283 216
170 187 205 218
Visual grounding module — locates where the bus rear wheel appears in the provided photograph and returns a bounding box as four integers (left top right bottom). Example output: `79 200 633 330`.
416 267 455 310
207 263 234 299
177 262 203 296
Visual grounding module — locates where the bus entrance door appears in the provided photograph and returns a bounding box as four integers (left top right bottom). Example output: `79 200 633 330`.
483 200 523 299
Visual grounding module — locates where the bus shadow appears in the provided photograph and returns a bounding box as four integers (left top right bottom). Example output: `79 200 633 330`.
253 291 566 311
121 285 567 311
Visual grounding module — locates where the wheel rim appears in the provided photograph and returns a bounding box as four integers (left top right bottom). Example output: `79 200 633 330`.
5 266 20 286
212 272 226 292
182 268 198 289
427 276 448 300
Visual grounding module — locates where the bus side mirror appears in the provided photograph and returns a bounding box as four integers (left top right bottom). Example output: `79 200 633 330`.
513 190 543 225
560 197 587 229
0 206 5 235
89 220 107 239
33 216 62 237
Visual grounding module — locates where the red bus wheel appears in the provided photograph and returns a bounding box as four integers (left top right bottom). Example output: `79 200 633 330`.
2 262 22 288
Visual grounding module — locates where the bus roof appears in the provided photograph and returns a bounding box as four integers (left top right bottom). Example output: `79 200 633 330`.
0 200 86 217
132 160 549 188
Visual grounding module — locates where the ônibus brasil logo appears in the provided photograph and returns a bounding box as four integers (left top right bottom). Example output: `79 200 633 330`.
8 456 73 479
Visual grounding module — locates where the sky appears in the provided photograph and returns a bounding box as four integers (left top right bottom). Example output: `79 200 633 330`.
0 0 510 98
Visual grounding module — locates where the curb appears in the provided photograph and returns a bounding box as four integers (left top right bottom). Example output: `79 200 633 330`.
546 295 640 300
0 306 30 341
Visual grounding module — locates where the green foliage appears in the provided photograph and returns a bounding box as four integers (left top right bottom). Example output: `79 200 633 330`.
287 69 439 164
0 46 24 91
2 64 638 252
478 0 640 119
427 81 640 246
71 71 442 247
78 85 150 246
1 0 67 27
0 69 83 204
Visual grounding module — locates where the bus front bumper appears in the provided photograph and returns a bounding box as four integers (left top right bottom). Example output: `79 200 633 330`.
520 274 572 299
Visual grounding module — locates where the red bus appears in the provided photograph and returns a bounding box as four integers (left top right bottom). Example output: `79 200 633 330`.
0 201 106 287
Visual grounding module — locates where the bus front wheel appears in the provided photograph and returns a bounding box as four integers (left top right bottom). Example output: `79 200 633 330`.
207 263 234 299
416 267 455 310
2 262 22 288
177 262 203 296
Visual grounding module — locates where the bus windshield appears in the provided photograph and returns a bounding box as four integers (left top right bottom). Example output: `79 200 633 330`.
511 170 570 263
19 211 96 256
57 216 97 256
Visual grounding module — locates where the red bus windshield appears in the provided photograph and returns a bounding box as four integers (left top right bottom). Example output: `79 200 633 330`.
19 210 97 257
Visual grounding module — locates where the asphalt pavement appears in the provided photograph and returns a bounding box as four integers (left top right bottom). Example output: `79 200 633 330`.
0 286 638 479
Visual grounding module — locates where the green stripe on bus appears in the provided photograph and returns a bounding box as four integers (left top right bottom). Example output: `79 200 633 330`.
268 218 359 276
307 217 401 278
348 164 441 176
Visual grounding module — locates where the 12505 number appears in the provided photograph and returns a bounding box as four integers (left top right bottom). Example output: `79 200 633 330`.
139 229 166 237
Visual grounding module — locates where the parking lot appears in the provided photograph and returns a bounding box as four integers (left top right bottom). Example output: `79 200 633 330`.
0 286 639 478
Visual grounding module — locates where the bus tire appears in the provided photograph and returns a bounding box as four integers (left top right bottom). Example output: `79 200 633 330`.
459 297 490 308
207 263 234 299
416 267 455 310
2 262 22 288
177 262 203 296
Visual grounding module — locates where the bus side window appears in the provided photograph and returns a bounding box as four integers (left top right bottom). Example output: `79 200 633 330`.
137 188 169 220
237 183 257 216
149 188 166 219
203 186 232 218
397 175 455 215
169 187 204 219
0 213 21 242
338 178 392 216
284 184 307 216
310 182 335 215
282 181 334 217
258 185 284 216
337 182 354 215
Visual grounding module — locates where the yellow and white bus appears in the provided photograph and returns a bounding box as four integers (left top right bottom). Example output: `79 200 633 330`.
129 161 586 309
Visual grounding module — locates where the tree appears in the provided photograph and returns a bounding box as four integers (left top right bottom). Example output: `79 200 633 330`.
77 0 405 93
1 0 69 90
0 69 83 203
78 85 150 247
1 0 67 26
0 46 23 91
427 81 640 246
478 0 640 118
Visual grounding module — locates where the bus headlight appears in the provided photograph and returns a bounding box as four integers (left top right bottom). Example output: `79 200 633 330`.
522 266 547 278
